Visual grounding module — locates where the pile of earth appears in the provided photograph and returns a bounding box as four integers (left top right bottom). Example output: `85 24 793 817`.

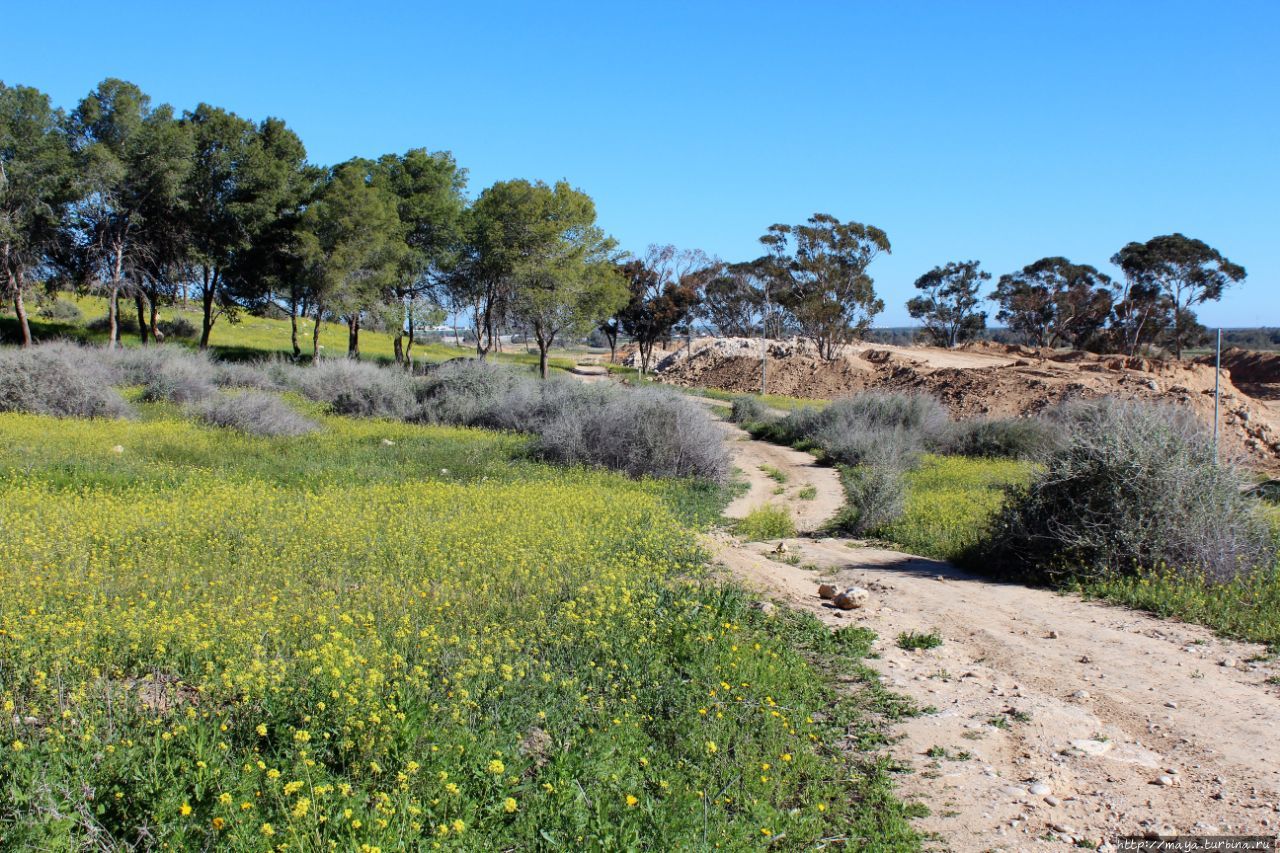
1198 347 1280 401
651 337 1280 471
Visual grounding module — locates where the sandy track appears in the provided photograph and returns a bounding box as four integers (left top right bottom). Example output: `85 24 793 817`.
706 419 1280 851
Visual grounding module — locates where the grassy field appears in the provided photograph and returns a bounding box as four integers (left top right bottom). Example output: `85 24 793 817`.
870 455 1033 561
0 399 920 850
2 294 585 373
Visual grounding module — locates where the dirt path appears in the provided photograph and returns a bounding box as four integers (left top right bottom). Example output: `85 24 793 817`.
707 421 1280 851
717 418 843 533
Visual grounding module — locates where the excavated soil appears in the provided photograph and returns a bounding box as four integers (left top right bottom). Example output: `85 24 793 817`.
653 338 1280 471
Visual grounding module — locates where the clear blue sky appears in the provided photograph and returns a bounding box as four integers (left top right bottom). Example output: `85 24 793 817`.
6 0 1277 326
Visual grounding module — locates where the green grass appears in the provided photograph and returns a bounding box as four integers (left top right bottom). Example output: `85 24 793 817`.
1075 566 1280 648
760 463 788 484
896 631 943 651
872 454 1033 560
797 484 818 500
0 398 920 850
3 294 584 373
735 504 797 541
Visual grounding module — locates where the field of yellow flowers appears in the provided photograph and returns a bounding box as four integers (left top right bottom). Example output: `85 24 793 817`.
0 407 920 850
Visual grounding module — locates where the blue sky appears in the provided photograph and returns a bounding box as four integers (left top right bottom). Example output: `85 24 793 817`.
6 0 1277 326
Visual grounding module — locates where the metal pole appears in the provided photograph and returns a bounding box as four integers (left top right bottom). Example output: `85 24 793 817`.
760 292 768 397
1213 327 1222 463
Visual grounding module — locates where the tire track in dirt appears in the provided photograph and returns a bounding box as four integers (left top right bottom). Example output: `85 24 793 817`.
706 418 1280 851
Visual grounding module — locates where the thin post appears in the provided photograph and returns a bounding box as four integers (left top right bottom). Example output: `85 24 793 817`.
760 295 768 397
1213 327 1222 463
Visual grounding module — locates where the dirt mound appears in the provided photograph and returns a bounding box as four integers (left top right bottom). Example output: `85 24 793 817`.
1197 348 1280 403
654 338 1280 470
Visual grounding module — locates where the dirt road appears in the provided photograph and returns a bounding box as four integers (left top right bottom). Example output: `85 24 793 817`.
708 422 1280 851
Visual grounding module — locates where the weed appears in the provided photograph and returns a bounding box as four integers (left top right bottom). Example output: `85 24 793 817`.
897 631 943 651
736 505 796 540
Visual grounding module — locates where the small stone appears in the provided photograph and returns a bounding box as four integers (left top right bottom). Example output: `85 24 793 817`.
1029 782 1052 796
1079 655 1092 664
1072 690 1091 700
749 600 775 616
1047 630 1059 639
1051 822 1075 834
1045 795 1061 807
1164 701 1178 709
1155 775 1174 787
380 438 396 446
817 584 837 600
1221 657 1238 668
111 445 125 454
833 587 869 610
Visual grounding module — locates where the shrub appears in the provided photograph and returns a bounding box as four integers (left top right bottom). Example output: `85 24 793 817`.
729 395 770 425
214 360 286 392
413 360 528 426
979 399 1276 583
775 392 949 468
86 313 140 335
157 316 197 339
37 299 83 324
545 388 730 483
189 392 319 437
934 416 1056 459
111 348 218 403
418 362 731 483
291 358 417 418
735 504 796 540
0 343 132 419
831 463 906 536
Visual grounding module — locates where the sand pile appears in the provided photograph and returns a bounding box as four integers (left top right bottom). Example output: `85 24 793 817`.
653 337 1280 470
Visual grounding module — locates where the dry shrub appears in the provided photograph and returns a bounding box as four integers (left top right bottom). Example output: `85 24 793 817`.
189 392 319 437
0 343 132 419
980 399 1275 583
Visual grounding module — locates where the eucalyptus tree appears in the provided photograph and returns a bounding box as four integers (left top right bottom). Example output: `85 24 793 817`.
907 260 989 348
1111 234 1245 359
67 79 192 348
760 213 889 359
992 257 1114 350
616 245 704 374
298 160 405 359
0 82 77 346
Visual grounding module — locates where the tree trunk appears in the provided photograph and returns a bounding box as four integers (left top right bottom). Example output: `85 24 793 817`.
134 293 150 345
148 293 161 343
347 315 360 359
290 307 301 358
13 286 31 347
312 309 323 362
534 326 555 379
199 268 215 350
393 333 404 366
107 286 119 350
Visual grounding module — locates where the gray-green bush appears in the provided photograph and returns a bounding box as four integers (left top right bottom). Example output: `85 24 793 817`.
189 391 319 437
37 300 83 324
831 463 906 536
0 344 132 419
292 358 417 418
933 416 1056 459
979 399 1275 583
729 395 770 425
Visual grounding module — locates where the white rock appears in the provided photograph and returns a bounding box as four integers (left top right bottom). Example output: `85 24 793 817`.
833 587 869 610
1156 775 1174 786
1029 782 1052 796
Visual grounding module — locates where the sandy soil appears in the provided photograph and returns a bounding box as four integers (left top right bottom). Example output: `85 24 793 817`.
715 417 843 533
708 420 1280 851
